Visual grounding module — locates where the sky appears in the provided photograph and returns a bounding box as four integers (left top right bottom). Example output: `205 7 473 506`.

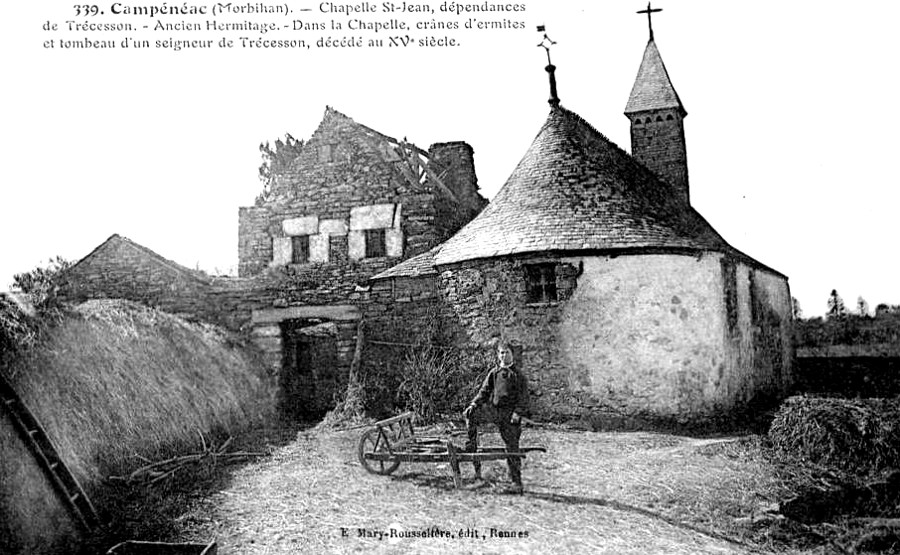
2 1 898 317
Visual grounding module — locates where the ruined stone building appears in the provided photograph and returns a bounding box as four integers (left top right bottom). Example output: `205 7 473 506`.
61 29 792 425
61 107 487 416
366 33 793 425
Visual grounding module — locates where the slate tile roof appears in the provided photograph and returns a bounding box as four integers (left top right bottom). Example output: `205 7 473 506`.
430 105 736 265
369 247 439 280
624 39 685 115
373 104 783 281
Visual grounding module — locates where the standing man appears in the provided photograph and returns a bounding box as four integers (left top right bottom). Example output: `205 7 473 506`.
463 341 530 494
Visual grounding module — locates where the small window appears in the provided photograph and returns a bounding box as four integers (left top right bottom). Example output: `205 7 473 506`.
329 235 348 264
291 235 310 264
666 114 674 121
317 144 334 163
526 264 557 303
365 229 387 258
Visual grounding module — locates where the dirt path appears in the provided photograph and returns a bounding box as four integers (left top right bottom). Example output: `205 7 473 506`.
171 428 789 554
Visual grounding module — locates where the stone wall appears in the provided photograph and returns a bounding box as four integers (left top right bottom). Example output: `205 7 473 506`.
748 265 795 395
628 108 689 203
238 109 485 278
372 250 793 426
793 356 900 398
59 236 217 321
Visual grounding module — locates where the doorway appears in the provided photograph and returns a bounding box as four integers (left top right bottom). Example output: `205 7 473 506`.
280 319 338 419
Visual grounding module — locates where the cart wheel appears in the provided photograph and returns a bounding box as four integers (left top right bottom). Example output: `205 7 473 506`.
358 427 401 475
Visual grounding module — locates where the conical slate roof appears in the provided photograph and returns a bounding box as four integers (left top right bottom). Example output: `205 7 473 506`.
625 39 685 115
430 105 739 266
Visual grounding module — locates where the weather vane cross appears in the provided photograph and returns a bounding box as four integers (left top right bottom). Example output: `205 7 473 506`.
637 2 662 41
536 25 560 106
536 25 556 65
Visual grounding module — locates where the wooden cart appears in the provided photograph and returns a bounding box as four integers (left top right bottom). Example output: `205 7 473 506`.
357 412 545 488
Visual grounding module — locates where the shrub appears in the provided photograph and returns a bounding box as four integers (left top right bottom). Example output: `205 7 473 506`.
397 345 469 424
11 256 72 314
0 294 38 365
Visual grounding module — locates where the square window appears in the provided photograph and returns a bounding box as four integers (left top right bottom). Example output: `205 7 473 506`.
526 264 557 303
291 235 310 264
317 144 333 163
329 235 348 264
365 229 387 258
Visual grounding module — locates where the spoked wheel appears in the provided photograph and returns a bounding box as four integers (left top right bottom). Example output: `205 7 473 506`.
357 427 401 475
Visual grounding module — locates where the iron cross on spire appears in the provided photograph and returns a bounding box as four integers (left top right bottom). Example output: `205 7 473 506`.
536 25 560 106
637 2 662 41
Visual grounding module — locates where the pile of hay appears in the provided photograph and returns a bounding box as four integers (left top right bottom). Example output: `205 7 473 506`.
769 396 900 474
2 298 275 490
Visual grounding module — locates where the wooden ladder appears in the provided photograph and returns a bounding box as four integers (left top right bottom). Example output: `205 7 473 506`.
0 373 101 531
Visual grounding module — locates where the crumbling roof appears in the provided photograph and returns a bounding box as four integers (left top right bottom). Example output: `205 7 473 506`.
270 106 468 205
624 39 685 115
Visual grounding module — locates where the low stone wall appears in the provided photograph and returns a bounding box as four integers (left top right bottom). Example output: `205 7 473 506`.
794 356 900 398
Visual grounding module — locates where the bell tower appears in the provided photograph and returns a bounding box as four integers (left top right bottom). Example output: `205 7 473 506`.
624 3 689 204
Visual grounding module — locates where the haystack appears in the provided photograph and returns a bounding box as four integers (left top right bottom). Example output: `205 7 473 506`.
769 396 900 474
0 299 274 554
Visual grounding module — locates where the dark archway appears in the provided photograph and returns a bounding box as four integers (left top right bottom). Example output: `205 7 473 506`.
279 319 339 420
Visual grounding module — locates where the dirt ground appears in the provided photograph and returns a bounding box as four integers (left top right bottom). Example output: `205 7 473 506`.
159 424 828 555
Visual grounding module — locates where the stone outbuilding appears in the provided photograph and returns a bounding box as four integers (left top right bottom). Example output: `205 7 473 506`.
368 34 793 425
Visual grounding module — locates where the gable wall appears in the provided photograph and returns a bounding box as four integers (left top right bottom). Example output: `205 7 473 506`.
59 240 215 322
239 112 429 278
239 111 488 280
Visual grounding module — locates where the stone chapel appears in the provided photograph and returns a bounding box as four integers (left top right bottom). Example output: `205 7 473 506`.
366 25 794 424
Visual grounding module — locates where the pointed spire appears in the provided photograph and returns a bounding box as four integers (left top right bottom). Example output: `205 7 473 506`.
537 25 560 107
624 39 685 115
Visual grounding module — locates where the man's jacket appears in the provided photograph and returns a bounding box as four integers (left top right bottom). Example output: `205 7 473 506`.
471 365 530 416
